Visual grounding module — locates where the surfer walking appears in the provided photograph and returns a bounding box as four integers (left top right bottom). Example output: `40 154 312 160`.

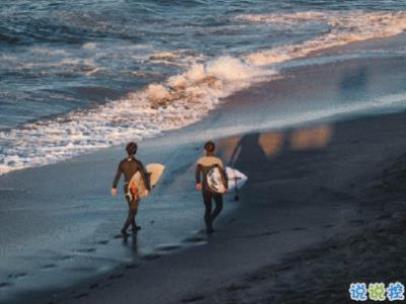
111 142 151 236
195 141 227 234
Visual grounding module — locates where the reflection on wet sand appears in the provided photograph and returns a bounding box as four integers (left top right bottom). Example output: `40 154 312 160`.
289 125 332 151
217 135 242 162
122 233 139 255
218 124 333 164
258 132 284 157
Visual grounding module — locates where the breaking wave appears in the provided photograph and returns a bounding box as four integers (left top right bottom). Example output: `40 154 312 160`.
2 10 406 175
238 11 406 65
0 56 272 175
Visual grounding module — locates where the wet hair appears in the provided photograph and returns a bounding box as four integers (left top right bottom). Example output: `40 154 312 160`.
204 141 215 153
126 142 138 155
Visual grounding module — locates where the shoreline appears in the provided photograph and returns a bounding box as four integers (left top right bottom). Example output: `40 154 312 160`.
1 36 406 303
2 32 406 177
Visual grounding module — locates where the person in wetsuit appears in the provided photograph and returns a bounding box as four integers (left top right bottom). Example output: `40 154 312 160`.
195 141 227 234
111 142 151 236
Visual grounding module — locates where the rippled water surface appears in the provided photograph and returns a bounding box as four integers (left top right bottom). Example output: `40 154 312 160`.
1 0 406 174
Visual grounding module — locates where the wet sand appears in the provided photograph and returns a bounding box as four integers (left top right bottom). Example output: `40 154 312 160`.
19 109 405 304
196 113 406 304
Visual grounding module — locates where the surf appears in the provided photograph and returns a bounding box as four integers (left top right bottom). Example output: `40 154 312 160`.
2 9 406 176
238 11 406 65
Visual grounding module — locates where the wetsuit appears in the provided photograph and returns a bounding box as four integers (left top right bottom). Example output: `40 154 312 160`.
195 155 227 232
113 156 150 233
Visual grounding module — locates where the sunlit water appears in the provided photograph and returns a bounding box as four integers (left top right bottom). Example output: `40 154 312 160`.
1 0 406 173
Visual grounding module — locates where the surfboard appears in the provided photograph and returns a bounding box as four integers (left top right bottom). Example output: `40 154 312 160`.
207 166 247 194
127 163 165 200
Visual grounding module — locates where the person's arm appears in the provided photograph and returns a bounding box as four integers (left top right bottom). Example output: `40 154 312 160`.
138 161 151 191
111 162 122 196
195 163 202 191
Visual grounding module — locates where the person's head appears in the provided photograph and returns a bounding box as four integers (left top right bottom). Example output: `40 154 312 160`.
204 141 215 154
126 142 138 156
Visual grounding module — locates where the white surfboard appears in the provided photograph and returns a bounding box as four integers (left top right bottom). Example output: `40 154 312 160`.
207 166 247 194
127 163 165 200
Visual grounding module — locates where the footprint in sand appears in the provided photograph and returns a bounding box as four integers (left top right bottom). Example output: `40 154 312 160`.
156 244 182 252
68 267 96 273
141 253 161 261
349 219 365 226
113 233 135 239
181 295 206 303
73 292 89 299
375 214 392 221
247 273 267 283
89 283 99 289
262 230 280 236
226 284 250 292
75 248 97 254
109 273 124 280
7 272 28 280
100 282 112 289
125 263 139 270
97 240 109 245
54 255 73 261
0 282 12 288
244 230 280 239
183 236 207 244
41 263 57 270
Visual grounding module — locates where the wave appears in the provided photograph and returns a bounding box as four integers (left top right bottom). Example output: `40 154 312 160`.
2 10 406 175
237 11 406 65
0 42 156 81
148 50 206 68
0 9 142 46
0 56 273 175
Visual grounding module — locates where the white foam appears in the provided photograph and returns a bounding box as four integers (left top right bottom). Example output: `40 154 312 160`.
31 47 69 56
207 56 260 81
149 50 205 68
0 56 273 175
146 84 171 102
149 51 179 61
238 11 406 65
82 42 97 50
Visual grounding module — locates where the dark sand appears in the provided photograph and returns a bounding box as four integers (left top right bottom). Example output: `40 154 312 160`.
197 114 406 304
26 110 406 304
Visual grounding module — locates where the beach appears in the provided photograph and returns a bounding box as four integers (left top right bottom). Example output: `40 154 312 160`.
20 111 406 304
1 38 406 302
2 2 406 303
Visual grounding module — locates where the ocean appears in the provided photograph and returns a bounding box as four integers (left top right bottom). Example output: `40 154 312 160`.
1 0 406 175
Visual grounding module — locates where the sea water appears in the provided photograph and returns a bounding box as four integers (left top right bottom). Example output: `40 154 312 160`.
1 0 406 174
